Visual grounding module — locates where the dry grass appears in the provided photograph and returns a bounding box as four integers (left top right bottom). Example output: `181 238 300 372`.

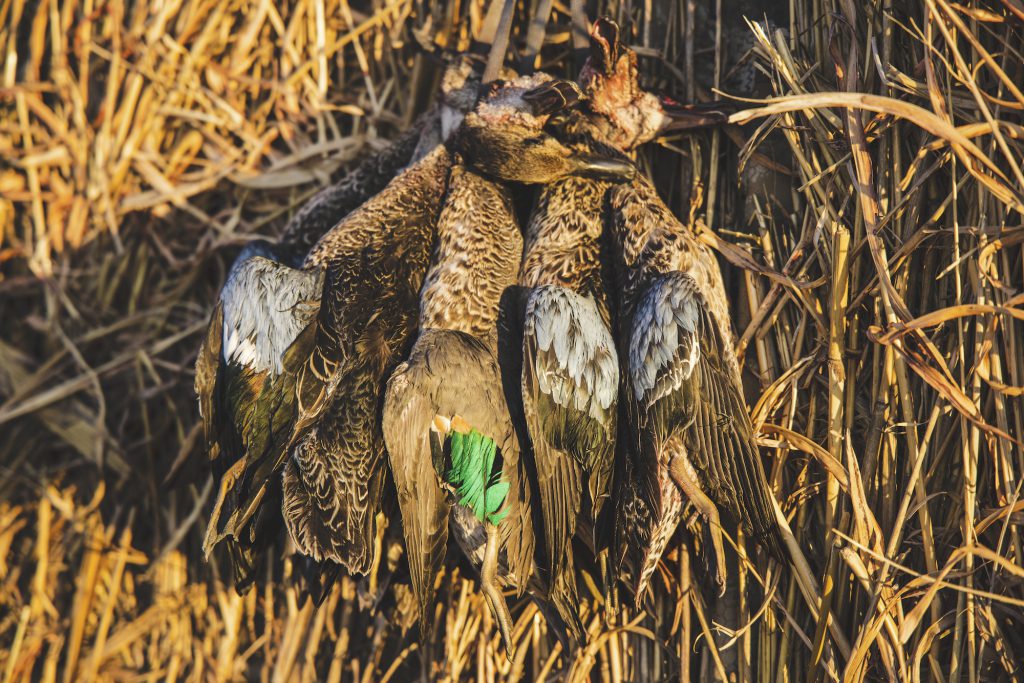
2 0 1023 680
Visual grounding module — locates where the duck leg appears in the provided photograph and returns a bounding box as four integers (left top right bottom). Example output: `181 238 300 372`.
481 522 516 658
669 455 728 595
203 457 247 556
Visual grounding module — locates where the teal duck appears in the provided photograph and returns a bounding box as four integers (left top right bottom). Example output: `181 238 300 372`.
196 119 434 591
198 60 486 585
381 73 634 655
511 19 723 611
581 19 785 598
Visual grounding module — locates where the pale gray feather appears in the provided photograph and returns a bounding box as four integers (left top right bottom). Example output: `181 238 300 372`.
629 274 701 406
220 256 323 375
524 285 618 422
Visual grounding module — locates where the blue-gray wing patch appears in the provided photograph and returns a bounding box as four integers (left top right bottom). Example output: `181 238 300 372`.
628 273 702 409
627 271 785 561
524 285 618 422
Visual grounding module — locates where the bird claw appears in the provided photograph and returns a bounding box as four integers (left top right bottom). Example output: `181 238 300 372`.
481 523 516 659
708 521 728 597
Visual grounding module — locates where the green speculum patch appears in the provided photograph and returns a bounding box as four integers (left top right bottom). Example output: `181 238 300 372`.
445 428 509 526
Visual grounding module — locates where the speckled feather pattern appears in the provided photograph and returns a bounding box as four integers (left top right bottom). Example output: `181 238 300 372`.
518 161 620 587
610 172 785 572
609 174 731 357
281 146 452 572
383 166 533 622
519 176 610 301
418 165 523 345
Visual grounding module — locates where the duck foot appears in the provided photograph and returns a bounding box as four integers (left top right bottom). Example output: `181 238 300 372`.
670 457 728 595
481 523 516 659
203 457 247 558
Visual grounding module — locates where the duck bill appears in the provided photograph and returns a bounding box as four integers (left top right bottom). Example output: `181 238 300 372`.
658 95 738 132
571 155 637 182
522 79 584 117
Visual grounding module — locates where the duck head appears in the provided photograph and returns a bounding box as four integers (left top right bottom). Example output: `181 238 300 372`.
579 17 734 150
454 72 637 184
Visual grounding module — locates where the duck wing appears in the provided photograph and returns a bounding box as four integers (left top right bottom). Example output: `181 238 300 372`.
280 148 451 573
521 285 618 580
627 272 784 562
282 358 391 572
390 330 536 596
279 109 437 255
382 354 451 631
196 254 322 587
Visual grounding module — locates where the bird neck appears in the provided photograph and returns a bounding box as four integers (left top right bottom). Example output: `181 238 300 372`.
519 176 608 291
418 166 522 340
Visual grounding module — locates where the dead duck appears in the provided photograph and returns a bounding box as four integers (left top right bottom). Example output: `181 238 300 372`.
381 163 530 655
610 173 785 597
510 18 724 612
196 117 432 592
279 70 632 578
382 75 634 656
198 59 486 586
581 19 785 598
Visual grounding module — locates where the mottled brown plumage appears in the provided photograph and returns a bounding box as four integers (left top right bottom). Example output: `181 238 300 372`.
381 71 634 651
281 145 453 573
276 114 434 258
383 164 529 652
582 19 785 600
196 61 488 590
518 171 620 602
611 174 784 595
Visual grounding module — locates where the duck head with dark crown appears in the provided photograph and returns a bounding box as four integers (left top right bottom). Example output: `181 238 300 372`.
454 72 637 184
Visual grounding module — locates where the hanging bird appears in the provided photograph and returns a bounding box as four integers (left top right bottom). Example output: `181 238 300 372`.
199 58 487 585
279 68 634 577
196 116 438 592
513 121 622 611
381 163 531 655
580 19 785 599
611 173 784 597
509 18 727 612
382 73 635 656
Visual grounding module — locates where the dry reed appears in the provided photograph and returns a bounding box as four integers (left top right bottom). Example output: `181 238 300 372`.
1 0 1022 680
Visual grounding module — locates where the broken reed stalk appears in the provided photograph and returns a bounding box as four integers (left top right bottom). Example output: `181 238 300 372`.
2 0 1023 681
